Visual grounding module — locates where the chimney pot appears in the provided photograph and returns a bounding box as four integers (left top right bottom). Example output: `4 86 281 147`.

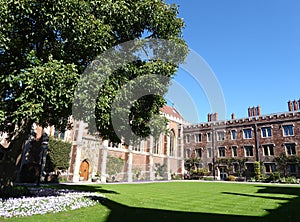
231 113 235 119
288 100 293 112
248 107 251 117
208 113 211 122
257 106 261 116
293 100 299 111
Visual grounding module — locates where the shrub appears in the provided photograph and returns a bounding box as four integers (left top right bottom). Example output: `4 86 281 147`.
285 176 297 184
0 186 30 199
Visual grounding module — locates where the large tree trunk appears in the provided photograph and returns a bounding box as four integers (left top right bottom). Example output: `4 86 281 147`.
0 120 31 190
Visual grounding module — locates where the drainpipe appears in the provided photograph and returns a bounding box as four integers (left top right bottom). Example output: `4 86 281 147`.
212 127 216 180
254 123 260 162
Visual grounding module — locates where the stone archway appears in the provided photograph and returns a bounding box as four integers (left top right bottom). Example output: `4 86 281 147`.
79 160 89 181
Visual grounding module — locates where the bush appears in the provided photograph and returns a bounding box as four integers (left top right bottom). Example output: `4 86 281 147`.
0 186 30 199
284 176 297 184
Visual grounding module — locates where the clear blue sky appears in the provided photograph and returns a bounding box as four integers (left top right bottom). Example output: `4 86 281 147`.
165 0 300 123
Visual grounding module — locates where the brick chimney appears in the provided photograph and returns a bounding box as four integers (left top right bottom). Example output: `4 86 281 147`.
208 113 218 122
293 100 299 111
248 107 252 117
231 113 235 119
208 113 211 122
257 106 261 116
288 100 293 112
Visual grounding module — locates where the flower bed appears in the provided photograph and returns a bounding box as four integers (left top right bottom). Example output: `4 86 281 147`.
0 187 104 218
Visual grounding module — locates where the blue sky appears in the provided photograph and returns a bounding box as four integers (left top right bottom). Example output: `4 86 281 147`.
165 0 300 123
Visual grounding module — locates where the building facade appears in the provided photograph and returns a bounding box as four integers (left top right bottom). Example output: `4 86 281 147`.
68 106 186 183
183 100 300 180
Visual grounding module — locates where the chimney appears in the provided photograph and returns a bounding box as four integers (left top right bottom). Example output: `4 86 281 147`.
208 113 211 122
214 113 218 121
257 106 261 116
231 113 235 119
288 100 293 111
293 100 299 111
248 107 251 117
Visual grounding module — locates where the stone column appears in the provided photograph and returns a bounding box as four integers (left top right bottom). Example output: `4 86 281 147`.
127 146 133 182
149 136 155 181
72 120 84 182
100 140 108 183
166 135 171 180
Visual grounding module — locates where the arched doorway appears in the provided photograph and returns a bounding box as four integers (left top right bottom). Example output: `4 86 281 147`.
79 160 89 181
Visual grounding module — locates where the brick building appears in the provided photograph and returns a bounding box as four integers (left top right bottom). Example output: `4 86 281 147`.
68 105 186 182
183 100 300 180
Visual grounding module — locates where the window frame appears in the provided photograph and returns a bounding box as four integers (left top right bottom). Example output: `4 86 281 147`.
218 146 226 158
244 145 254 157
217 131 225 141
231 130 237 140
283 125 294 137
243 128 253 139
261 127 272 138
194 133 202 143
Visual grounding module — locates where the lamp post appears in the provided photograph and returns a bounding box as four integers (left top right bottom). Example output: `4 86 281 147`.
37 133 49 186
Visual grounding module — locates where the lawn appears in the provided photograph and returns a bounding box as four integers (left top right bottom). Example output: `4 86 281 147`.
2 181 300 222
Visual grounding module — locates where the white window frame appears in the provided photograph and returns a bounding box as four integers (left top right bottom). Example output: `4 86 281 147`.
231 130 237 140
282 124 294 137
217 131 225 141
261 127 272 138
194 133 202 143
243 128 252 139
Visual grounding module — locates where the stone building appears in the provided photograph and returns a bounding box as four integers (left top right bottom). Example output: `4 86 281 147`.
183 100 300 180
67 105 186 182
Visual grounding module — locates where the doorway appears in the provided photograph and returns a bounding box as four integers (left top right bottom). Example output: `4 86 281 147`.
79 160 89 181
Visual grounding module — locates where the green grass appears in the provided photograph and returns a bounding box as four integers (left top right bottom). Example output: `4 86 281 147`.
3 181 300 222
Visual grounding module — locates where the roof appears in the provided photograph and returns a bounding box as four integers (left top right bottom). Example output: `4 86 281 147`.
160 106 183 120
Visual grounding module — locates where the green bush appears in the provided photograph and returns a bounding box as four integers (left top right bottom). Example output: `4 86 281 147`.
284 176 297 184
0 186 30 199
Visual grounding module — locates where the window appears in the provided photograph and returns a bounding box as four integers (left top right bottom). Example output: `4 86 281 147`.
243 129 252 139
264 163 276 173
195 148 202 158
283 125 294 136
207 132 212 142
244 146 254 157
217 131 225 141
285 143 296 155
218 147 226 157
185 134 190 143
232 146 238 157
231 130 237 140
261 127 272 138
262 144 274 156
288 164 297 174
207 148 212 158
186 148 191 158
195 133 202 143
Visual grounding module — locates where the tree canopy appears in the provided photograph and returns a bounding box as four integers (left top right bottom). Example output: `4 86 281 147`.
0 0 187 187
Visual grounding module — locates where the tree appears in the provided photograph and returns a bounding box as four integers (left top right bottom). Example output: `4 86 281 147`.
0 0 187 189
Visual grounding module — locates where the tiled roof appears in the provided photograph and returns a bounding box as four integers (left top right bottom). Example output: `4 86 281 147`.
160 106 182 119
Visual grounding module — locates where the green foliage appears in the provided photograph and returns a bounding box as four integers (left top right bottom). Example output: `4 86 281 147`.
47 137 72 171
0 0 187 187
254 161 263 181
0 185 30 199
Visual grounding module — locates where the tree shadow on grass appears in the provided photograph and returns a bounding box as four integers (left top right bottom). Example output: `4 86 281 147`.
89 196 261 222
52 184 119 194
223 185 300 222
85 185 300 222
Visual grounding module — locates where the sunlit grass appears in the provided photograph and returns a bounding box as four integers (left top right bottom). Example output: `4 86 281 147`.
2 181 300 222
